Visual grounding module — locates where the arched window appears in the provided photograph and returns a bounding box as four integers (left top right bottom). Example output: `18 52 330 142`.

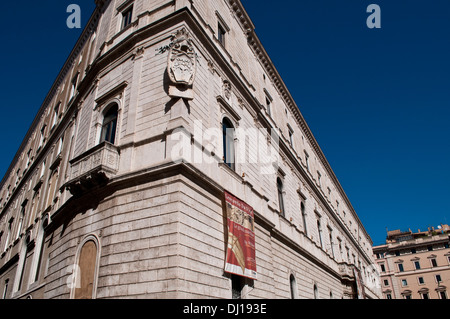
222 118 235 171
74 238 99 299
277 177 285 216
289 274 297 299
100 104 118 144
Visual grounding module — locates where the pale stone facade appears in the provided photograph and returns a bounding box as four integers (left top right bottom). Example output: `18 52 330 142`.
0 0 381 299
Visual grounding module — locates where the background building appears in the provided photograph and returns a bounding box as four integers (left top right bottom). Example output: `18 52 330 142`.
0 0 380 299
373 224 450 299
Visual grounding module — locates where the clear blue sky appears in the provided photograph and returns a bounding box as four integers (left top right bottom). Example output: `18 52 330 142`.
1 1 449 245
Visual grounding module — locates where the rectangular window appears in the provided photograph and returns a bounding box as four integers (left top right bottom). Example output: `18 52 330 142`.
436 274 442 283
46 171 58 209
40 160 46 179
15 169 20 186
52 102 61 129
431 258 438 267
57 136 64 155
414 261 421 270
380 263 386 272
3 220 13 252
265 97 271 116
121 5 133 30
16 205 26 239
70 73 79 100
301 202 308 236
304 151 310 172
30 190 40 225
328 227 334 258
264 89 273 117
288 127 294 147
418 277 425 285
277 178 285 217
383 279 389 286
39 126 46 149
26 149 32 169
401 279 408 287
398 263 404 272
2 279 8 299
218 23 226 46
316 217 323 249
338 238 342 258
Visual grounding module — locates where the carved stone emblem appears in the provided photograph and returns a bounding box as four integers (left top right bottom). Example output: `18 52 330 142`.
167 28 196 100
223 80 231 100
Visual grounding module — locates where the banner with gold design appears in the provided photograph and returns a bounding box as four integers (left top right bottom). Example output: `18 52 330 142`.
224 191 257 280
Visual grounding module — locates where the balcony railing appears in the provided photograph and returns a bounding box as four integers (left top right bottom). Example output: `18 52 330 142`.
65 142 120 196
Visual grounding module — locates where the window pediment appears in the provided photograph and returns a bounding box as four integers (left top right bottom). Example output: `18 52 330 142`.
217 95 241 123
94 81 128 110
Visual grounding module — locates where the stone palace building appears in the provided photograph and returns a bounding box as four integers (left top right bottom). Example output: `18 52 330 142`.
373 225 450 299
0 0 381 299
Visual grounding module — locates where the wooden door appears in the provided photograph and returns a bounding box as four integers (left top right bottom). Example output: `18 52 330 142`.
74 240 97 299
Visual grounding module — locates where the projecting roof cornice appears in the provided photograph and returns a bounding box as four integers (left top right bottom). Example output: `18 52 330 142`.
227 0 370 242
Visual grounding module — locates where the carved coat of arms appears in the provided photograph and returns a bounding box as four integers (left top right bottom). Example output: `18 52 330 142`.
167 28 196 99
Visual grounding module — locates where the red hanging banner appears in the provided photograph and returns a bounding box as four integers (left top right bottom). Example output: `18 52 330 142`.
353 267 366 299
224 191 257 280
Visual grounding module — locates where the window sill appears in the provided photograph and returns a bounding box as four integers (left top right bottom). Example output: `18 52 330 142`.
218 162 242 183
